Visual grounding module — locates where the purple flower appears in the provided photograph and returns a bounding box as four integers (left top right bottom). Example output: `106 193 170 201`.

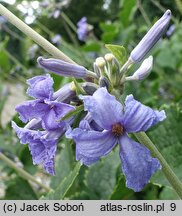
51 34 62 45
12 121 65 175
166 24 175 37
130 10 171 62
16 75 75 130
37 57 91 79
77 17 89 41
66 88 166 191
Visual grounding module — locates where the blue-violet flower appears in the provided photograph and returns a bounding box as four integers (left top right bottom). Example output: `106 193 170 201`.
66 88 166 192
77 17 89 41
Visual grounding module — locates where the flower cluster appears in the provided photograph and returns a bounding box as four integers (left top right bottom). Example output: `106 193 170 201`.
13 10 171 191
12 75 76 174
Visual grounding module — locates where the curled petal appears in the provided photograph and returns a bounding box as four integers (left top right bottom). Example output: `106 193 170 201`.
42 100 75 130
66 128 117 166
12 121 43 144
27 74 53 99
123 95 166 133
15 100 48 123
80 87 124 130
38 57 88 78
12 122 65 175
119 134 161 192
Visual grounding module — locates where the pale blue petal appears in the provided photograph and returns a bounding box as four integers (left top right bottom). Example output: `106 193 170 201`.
123 95 166 133
66 128 117 165
42 100 75 130
119 134 161 192
80 87 124 130
16 100 48 123
27 74 53 99
12 121 43 144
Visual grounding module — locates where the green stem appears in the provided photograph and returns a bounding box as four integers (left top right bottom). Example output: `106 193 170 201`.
0 4 75 64
137 0 151 26
0 152 51 192
61 12 77 33
135 132 182 199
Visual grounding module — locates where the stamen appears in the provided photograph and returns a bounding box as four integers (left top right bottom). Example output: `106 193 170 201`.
112 123 124 137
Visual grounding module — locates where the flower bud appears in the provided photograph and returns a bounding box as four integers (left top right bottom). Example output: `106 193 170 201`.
126 56 153 81
129 10 171 62
99 76 110 90
82 82 98 95
104 53 114 62
95 57 106 68
37 57 93 79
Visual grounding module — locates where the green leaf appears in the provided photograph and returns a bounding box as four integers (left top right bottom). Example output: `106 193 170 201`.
149 104 182 188
84 149 120 199
159 187 180 200
4 177 38 200
41 162 81 200
50 141 75 189
110 175 135 200
119 0 136 27
105 44 127 66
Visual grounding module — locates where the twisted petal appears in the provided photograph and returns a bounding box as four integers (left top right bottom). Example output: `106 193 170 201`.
66 128 117 166
12 122 65 175
15 100 48 123
28 137 57 175
12 121 43 144
38 57 88 78
123 95 166 133
80 87 124 130
27 74 53 99
119 134 161 192
42 100 75 130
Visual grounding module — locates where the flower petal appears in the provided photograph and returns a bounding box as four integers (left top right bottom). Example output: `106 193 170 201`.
66 128 117 166
12 121 43 144
123 95 166 132
16 100 48 123
42 100 75 130
119 134 161 192
80 87 124 130
27 74 54 99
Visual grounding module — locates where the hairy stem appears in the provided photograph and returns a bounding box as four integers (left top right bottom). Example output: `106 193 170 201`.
0 152 51 192
135 132 182 199
0 4 75 64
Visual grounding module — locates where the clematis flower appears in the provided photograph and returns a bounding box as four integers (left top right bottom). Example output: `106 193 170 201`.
77 17 89 41
66 88 166 192
12 121 66 175
15 74 75 130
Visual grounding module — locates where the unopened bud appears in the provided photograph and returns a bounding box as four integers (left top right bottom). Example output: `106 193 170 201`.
130 10 171 62
126 56 153 81
95 57 106 68
99 76 110 90
82 82 98 95
104 53 114 62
